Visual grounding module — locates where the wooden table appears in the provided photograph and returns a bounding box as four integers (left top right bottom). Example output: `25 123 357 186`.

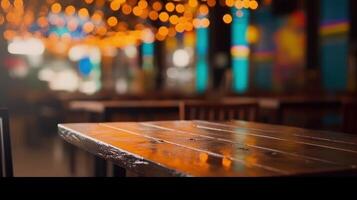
58 120 357 177
66 100 186 176
68 100 184 122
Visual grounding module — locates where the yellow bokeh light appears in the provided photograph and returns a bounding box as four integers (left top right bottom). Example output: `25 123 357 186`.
185 22 193 31
159 12 169 22
149 11 159 20
188 0 198 8
169 15 179 25
168 27 176 37
247 25 260 44
223 14 232 24
158 26 169 36
192 18 200 28
107 16 118 27
175 23 185 33
138 0 148 9
201 18 210 28
83 22 95 33
152 1 162 11
84 0 94 4
78 8 89 19
207 0 216 7
235 0 244 9
51 3 62 14
199 4 209 15
225 0 235 7
92 12 103 22
175 4 185 13
0 0 260 45
250 0 259 10
243 0 250 9
110 1 121 11
1 0 11 11
165 2 175 12
133 6 143 16
97 26 107 36
65 5 75 16
122 4 132 15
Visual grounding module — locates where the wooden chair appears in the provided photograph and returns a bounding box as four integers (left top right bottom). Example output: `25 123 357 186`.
342 100 357 134
0 109 13 177
180 100 259 121
275 100 342 131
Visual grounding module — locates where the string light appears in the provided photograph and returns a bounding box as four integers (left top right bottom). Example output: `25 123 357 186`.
223 14 233 24
0 0 259 47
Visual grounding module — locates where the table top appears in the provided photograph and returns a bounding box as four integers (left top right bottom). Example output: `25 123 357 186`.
58 120 357 177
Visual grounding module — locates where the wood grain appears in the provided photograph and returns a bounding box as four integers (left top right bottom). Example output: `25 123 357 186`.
58 120 357 177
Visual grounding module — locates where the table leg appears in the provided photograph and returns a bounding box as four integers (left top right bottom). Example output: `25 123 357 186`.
113 165 126 177
89 112 108 177
94 157 107 177
68 145 76 176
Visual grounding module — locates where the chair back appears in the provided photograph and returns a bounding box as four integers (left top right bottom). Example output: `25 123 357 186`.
276 99 342 131
181 100 258 121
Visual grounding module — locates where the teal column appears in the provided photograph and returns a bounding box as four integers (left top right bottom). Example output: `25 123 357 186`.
231 8 250 93
196 22 209 93
320 0 349 91
251 6 275 91
142 41 154 71
141 41 155 90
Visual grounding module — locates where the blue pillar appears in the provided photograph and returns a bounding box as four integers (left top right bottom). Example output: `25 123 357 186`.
196 23 209 93
231 8 250 93
251 6 275 91
320 0 349 91
142 41 154 71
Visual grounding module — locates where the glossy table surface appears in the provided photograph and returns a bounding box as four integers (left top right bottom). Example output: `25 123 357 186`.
58 120 357 177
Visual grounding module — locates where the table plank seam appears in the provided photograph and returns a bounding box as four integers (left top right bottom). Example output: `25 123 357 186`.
99 123 289 175
197 120 357 146
141 122 340 166
196 124 357 155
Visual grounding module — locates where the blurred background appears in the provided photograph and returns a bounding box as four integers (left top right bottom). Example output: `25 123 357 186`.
0 0 356 176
